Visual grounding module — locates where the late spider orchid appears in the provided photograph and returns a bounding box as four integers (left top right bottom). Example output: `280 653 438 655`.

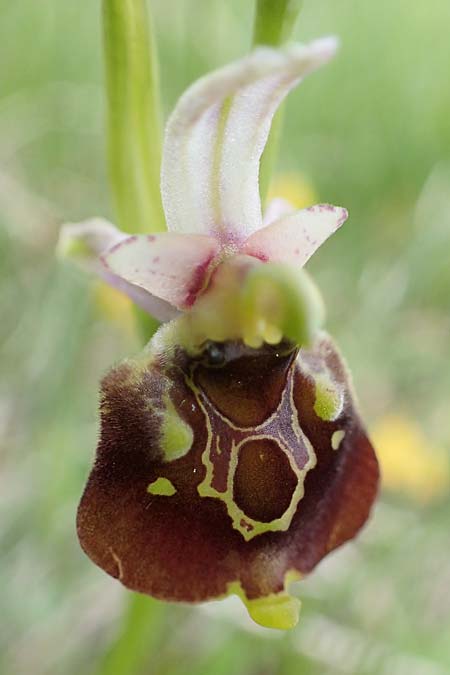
59 37 379 630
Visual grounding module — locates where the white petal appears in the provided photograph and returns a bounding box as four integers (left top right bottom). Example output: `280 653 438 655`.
102 232 221 310
161 38 338 244
57 218 178 322
57 218 126 267
262 197 296 226
242 204 348 266
101 269 179 322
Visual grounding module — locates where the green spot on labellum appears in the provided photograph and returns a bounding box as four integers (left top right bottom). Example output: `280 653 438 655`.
331 429 345 450
147 477 176 496
160 397 193 462
313 375 343 421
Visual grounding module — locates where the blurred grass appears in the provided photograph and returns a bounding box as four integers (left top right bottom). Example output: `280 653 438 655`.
0 1 449 674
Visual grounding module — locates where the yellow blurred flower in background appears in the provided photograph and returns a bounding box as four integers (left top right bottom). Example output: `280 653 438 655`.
268 172 317 209
371 415 450 504
93 281 136 337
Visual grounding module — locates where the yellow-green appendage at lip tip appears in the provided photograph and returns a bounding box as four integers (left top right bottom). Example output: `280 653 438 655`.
228 571 302 630
246 592 301 630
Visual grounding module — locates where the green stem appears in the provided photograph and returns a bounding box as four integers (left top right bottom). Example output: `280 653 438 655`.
134 305 160 341
103 0 165 234
97 594 167 675
252 0 303 203
252 0 302 46
98 6 166 674
103 0 165 338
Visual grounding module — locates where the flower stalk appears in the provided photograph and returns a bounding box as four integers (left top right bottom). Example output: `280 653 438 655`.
252 0 303 202
103 0 164 338
99 3 165 670
98 595 167 675
103 0 165 235
252 0 303 47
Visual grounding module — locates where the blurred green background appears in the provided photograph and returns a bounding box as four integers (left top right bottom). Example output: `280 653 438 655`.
1 1 450 674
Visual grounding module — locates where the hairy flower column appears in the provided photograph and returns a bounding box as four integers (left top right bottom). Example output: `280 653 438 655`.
60 38 379 630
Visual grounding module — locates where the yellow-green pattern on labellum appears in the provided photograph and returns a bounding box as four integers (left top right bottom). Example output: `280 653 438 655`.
60 37 379 629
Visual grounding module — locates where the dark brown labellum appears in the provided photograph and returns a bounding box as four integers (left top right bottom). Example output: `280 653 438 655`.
77 328 379 623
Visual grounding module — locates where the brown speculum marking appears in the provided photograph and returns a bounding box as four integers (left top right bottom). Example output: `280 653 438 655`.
77 329 379 607
233 439 298 522
191 344 316 539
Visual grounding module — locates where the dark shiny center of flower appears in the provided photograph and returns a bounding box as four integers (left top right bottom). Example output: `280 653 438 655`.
202 341 226 367
195 343 297 428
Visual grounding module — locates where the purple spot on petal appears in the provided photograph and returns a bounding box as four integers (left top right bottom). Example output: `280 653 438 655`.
211 224 244 249
337 209 348 226
108 235 138 255
183 252 218 307
249 251 270 263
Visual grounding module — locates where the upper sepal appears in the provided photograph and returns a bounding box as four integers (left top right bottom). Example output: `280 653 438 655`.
161 38 339 242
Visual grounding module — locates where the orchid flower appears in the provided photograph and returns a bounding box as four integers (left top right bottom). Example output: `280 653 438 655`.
59 37 379 630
